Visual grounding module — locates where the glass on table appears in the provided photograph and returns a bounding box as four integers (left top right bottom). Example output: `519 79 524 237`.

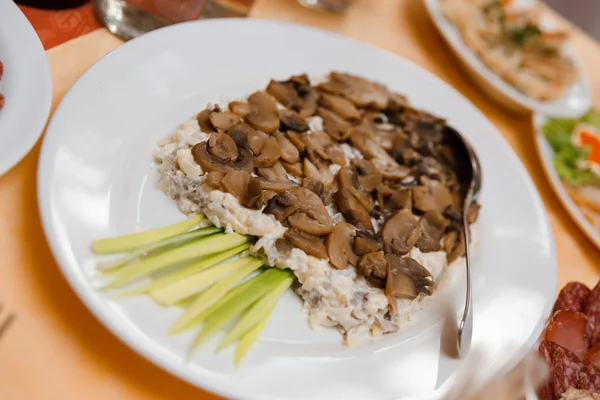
296 0 355 13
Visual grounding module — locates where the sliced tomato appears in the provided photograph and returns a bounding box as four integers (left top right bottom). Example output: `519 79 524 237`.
545 310 588 361
573 124 600 165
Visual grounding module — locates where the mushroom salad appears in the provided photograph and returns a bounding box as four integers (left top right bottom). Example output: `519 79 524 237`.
154 72 480 345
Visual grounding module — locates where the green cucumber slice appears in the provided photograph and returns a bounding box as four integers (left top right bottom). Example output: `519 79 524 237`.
235 313 271 365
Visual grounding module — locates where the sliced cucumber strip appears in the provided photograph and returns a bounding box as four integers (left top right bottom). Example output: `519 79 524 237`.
218 274 293 351
151 257 259 307
92 214 205 254
189 268 291 353
118 244 249 297
105 233 249 288
235 313 271 365
169 258 264 332
99 226 222 273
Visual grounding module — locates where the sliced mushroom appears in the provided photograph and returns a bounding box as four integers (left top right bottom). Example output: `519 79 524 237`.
319 92 361 120
266 80 303 111
318 72 389 110
298 88 319 118
381 209 421 255
257 177 298 193
289 211 334 236
303 131 334 163
229 101 252 118
444 229 466 264
247 129 269 156
361 111 397 150
333 188 374 233
302 178 324 196
281 161 304 177
208 132 238 162
412 180 453 214
351 159 382 192
209 111 241 132
244 178 264 209
326 222 359 269
192 140 254 174
279 109 309 132
220 171 263 210
317 107 352 141
264 190 299 221
385 254 434 300
337 167 375 212
416 210 449 252
227 122 253 148
275 133 300 164
255 136 281 168
286 131 306 153
325 145 346 166
386 188 412 211
284 228 328 259
264 187 331 229
204 170 225 189
257 161 288 180
196 109 216 133
263 190 278 202
245 91 280 133
467 202 480 224
354 231 382 256
358 251 388 279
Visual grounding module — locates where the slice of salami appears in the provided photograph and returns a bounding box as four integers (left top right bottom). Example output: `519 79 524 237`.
586 342 600 369
554 282 591 314
585 281 600 348
539 341 561 400
546 311 588 360
579 364 600 393
552 346 584 398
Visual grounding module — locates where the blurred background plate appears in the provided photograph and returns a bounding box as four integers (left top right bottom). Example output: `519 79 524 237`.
0 0 52 176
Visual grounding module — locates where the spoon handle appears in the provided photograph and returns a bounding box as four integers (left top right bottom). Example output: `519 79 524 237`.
457 207 473 357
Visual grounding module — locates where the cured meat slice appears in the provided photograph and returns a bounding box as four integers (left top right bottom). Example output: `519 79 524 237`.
553 282 591 314
546 310 588 361
585 281 600 348
579 364 600 394
539 340 562 400
586 342 600 369
552 346 584 399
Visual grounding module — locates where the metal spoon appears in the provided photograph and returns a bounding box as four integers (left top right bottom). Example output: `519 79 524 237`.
442 126 482 358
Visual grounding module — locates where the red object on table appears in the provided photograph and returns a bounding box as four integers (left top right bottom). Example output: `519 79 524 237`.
18 1 101 50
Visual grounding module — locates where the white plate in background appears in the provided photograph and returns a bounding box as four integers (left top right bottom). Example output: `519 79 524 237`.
424 0 591 117
0 0 52 175
533 113 600 250
37 19 556 400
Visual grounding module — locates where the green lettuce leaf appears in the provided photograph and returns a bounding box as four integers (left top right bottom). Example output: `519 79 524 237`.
542 110 600 187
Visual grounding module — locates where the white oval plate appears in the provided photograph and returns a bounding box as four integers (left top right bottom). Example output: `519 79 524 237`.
423 0 591 117
0 0 52 175
533 113 600 250
38 20 556 400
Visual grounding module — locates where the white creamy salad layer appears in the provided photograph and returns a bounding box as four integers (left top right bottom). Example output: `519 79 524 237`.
154 108 465 346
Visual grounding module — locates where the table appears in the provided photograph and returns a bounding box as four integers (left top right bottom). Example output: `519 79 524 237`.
2 0 600 398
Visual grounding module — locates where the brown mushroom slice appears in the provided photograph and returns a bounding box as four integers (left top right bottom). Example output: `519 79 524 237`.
247 129 269 156
326 145 346 166
255 136 282 168
245 91 280 133
317 107 352 141
337 167 375 212
385 254 434 300
208 132 239 162
319 92 361 121
229 101 252 118
257 161 288 180
196 109 216 133
257 177 298 193
302 178 324 196
281 161 304 177
279 109 309 133
275 133 300 164
209 112 241 132
354 231 382 256
381 209 421 255
226 122 253 148
351 159 382 192
220 171 263 209
204 170 225 189
192 141 254 174
288 211 334 236
298 88 319 118
319 72 389 110
416 210 449 253
412 180 453 214
467 202 481 224
286 131 306 153
244 178 264 209
304 159 335 189
266 80 303 110
284 228 328 259
358 251 388 279
303 158 321 181
326 222 359 269
387 188 412 211
263 190 278 202
264 191 300 221
333 188 374 233
444 229 466 264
